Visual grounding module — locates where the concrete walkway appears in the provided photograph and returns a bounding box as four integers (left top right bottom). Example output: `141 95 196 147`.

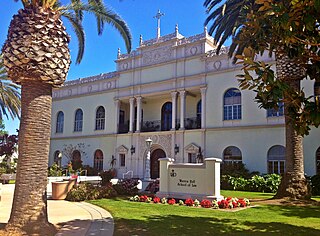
0 184 114 236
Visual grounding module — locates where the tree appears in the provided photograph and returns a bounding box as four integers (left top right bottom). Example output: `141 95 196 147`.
204 0 318 199
0 133 18 172
62 143 89 170
1 0 131 235
0 54 21 120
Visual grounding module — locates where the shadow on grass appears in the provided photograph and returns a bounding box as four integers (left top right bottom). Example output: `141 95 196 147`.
113 214 320 236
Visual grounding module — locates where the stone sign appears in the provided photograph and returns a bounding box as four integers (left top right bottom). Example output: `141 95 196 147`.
157 157 223 200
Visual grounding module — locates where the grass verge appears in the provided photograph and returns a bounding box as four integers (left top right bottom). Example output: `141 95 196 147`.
90 191 320 236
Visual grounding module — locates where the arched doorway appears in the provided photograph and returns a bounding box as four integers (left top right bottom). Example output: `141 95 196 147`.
150 149 166 179
72 150 82 170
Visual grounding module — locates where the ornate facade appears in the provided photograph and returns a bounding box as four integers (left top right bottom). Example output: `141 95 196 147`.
49 27 320 178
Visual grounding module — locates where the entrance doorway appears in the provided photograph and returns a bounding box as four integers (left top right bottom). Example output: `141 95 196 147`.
150 149 166 179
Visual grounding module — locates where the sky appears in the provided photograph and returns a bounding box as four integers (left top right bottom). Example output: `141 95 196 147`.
0 0 223 135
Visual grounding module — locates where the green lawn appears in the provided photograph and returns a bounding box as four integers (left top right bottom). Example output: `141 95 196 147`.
90 191 320 236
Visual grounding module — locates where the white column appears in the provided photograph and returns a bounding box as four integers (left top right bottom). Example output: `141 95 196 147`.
179 90 186 130
171 92 177 130
114 99 120 133
200 87 207 129
129 97 135 133
136 96 142 132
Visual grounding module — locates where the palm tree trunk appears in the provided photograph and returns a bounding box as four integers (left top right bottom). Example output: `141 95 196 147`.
274 50 311 199
5 80 56 235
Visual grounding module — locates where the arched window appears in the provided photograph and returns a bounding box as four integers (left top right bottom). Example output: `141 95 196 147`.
74 109 83 132
53 150 62 167
223 88 241 120
95 106 105 130
223 146 242 163
267 102 284 117
267 145 286 174
71 150 82 170
161 102 172 131
94 149 104 172
197 100 201 128
316 147 320 174
56 111 64 133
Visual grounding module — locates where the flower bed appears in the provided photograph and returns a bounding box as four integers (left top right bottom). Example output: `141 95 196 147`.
129 195 250 209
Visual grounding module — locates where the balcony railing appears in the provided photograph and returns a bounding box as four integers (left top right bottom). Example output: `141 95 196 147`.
141 120 162 132
118 117 201 134
118 123 129 134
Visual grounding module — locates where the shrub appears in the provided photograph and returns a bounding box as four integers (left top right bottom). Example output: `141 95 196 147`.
82 165 99 176
113 179 139 196
100 169 116 186
221 162 258 178
48 163 63 177
66 183 116 201
145 180 159 193
311 175 320 195
264 174 281 193
222 174 281 193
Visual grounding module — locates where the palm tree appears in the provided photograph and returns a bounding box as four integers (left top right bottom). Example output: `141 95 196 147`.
204 0 310 199
1 0 131 235
0 54 20 120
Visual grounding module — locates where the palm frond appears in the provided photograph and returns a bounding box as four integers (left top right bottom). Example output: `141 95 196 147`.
61 1 132 55
0 55 21 120
60 11 85 64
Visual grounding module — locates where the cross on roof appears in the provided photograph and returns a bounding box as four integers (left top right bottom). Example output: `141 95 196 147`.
154 9 165 39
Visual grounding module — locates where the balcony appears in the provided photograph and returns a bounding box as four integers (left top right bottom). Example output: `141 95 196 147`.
117 116 201 134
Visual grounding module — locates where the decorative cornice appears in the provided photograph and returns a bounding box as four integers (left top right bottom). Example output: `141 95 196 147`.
64 71 119 87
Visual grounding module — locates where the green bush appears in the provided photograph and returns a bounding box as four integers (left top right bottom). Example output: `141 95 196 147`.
222 174 281 193
66 182 117 202
311 175 320 195
48 163 63 177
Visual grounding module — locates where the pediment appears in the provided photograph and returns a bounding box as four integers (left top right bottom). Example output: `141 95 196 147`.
116 145 128 154
184 143 200 153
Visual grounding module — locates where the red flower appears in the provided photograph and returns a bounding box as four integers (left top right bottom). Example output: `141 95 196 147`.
139 195 148 202
153 197 160 203
168 199 176 205
226 197 232 202
232 201 238 208
218 199 229 209
238 199 246 207
185 198 194 206
200 199 212 208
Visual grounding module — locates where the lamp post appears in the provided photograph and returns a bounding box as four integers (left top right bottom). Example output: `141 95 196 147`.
145 137 153 180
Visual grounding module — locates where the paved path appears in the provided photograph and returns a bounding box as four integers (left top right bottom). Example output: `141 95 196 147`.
0 184 114 236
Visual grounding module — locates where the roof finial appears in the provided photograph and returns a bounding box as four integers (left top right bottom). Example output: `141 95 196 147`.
154 9 165 39
139 34 143 46
175 24 179 35
117 48 121 59
204 25 208 35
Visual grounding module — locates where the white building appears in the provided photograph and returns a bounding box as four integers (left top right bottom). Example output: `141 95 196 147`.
49 26 320 178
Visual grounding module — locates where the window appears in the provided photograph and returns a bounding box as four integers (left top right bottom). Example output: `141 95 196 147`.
56 111 64 133
95 106 105 130
267 145 286 174
223 88 241 120
267 102 284 117
188 153 197 163
316 147 320 174
53 150 62 167
94 149 104 172
161 102 172 131
223 146 242 163
197 100 201 128
74 109 83 132
119 154 126 167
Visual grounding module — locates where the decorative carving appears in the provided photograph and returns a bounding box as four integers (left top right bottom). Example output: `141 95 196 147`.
117 145 128 154
185 143 200 153
142 46 173 66
139 134 172 159
64 71 118 86
206 47 229 57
